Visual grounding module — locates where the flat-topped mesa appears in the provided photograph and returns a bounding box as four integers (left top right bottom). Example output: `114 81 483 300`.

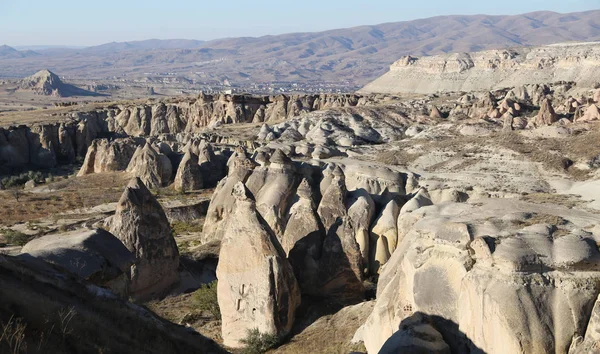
361 42 600 94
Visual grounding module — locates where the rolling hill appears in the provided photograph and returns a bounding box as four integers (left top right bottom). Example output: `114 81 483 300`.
1 10 600 85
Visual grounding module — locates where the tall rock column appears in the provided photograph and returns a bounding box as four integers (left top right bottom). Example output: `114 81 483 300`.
217 182 301 348
109 178 180 300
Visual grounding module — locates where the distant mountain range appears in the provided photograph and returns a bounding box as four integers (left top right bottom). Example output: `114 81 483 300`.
1 10 600 85
0 45 40 59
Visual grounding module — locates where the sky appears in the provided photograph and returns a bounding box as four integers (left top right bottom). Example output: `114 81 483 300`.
0 0 599 47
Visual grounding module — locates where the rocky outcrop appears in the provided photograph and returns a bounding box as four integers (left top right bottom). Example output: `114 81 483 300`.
197 140 227 188
173 150 203 192
529 98 558 127
378 313 450 354
0 93 378 170
18 69 65 97
246 149 299 235
78 138 140 176
258 107 405 148
108 178 180 300
217 182 301 348
204 152 408 303
20 228 134 296
357 200 600 354
361 42 600 94
0 254 226 354
126 143 173 189
202 147 258 244
577 104 600 122
369 199 400 274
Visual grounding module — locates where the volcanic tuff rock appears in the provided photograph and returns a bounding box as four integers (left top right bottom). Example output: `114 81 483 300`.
0 93 381 171
126 143 173 189
203 149 411 303
197 139 228 187
108 178 180 300
173 149 203 192
0 254 226 354
361 42 600 94
20 228 134 296
357 200 600 354
529 98 559 127
217 182 301 348
78 138 141 176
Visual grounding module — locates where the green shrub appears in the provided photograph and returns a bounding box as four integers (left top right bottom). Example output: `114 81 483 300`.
1 229 32 246
240 328 281 354
192 281 220 320
1 171 45 188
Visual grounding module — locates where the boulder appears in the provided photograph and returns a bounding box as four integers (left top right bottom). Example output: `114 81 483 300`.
20 228 134 296
109 178 180 300
217 182 301 348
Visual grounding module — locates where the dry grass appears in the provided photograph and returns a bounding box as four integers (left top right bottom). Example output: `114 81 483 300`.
271 302 373 354
383 125 600 179
512 213 569 227
0 172 129 226
521 193 582 209
376 149 420 167
145 292 223 345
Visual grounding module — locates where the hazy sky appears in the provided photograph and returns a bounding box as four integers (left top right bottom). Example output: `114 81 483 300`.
1 0 598 46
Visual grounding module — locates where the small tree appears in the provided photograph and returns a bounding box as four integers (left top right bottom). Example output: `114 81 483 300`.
193 280 221 320
1 230 32 247
240 328 281 354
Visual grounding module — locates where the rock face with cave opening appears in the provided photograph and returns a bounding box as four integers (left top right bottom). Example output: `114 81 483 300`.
216 182 301 348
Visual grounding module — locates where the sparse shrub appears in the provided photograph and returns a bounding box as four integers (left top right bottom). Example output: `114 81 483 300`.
1 230 32 247
171 221 203 236
240 328 281 354
192 280 221 320
1 171 45 188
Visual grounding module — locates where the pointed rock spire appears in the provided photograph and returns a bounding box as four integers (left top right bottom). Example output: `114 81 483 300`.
109 178 180 300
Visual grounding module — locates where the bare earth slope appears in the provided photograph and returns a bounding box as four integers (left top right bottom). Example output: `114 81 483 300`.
1 10 600 85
